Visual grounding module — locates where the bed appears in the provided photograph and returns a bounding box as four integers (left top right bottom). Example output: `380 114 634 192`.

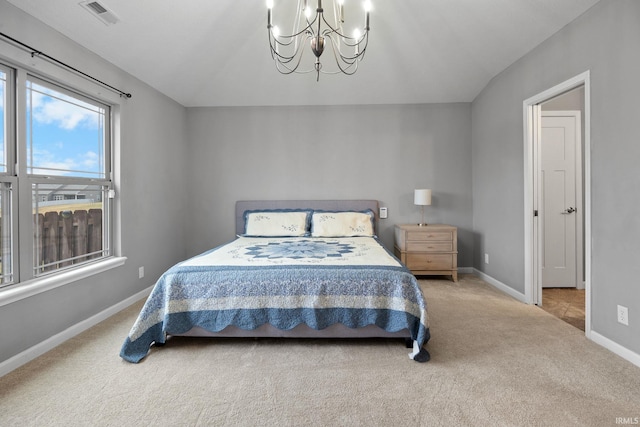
120 200 431 363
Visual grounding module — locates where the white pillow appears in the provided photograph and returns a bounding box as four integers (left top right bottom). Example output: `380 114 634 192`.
311 210 375 237
243 210 311 237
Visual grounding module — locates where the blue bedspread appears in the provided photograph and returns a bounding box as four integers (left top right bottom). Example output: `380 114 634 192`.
120 237 430 363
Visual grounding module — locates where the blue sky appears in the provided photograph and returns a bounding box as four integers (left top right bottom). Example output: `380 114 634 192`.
27 81 105 178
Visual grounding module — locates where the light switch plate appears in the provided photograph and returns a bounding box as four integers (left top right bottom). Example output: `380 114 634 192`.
379 207 388 219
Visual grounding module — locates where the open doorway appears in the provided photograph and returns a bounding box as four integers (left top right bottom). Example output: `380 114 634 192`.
539 92 585 330
523 71 591 337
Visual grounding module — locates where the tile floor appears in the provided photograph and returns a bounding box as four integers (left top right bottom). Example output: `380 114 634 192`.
540 288 586 331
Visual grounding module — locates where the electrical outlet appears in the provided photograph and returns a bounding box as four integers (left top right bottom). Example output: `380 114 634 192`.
617 305 629 326
138 266 145 279
484 253 489 264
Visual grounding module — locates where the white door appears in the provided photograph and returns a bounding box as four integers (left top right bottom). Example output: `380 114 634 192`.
540 112 581 288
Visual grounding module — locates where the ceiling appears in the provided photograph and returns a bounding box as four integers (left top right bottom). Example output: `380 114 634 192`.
6 0 599 107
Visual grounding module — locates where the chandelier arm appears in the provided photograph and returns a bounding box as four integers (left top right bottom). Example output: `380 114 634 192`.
327 35 369 62
324 32 367 63
316 55 359 74
322 32 367 63
325 37 360 75
271 34 301 48
322 28 357 45
270 14 318 40
348 31 370 48
272 34 316 74
273 52 308 74
319 12 344 39
340 36 368 62
319 10 368 41
275 57 317 75
270 36 312 66
269 37 301 65
270 43 302 64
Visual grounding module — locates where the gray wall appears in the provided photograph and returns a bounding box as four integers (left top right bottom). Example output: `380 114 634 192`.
471 0 640 353
0 3 189 363
185 103 473 264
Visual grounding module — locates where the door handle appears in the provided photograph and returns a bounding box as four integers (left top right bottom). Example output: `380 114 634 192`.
561 207 576 214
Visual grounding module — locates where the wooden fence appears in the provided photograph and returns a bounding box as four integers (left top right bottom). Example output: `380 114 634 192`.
35 209 102 272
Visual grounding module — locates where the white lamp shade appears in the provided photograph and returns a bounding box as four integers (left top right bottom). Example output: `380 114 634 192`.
414 189 432 206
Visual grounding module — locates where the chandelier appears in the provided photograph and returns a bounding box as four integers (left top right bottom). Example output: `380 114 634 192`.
266 0 371 81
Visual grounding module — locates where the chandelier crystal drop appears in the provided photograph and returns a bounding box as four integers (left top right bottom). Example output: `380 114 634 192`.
267 0 371 81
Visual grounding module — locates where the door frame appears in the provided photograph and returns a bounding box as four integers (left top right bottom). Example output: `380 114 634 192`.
541 110 583 290
522 71 591 338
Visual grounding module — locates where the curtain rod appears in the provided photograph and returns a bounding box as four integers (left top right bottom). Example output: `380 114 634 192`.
0 32 132 99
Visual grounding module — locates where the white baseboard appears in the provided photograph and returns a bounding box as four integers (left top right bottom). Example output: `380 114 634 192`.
458 267 474 274
471 269 640 369
472 268 528 303
590 331 640 369
0 285 153 378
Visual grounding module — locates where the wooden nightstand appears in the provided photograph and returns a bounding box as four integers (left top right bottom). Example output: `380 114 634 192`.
394 224 458 281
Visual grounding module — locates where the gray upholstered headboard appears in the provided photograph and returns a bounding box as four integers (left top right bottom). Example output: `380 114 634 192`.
235 200 380 236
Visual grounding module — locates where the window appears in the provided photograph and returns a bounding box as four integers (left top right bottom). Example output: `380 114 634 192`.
0 63 114 290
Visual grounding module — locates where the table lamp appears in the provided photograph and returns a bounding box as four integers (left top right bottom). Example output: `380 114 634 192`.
414 189 432 226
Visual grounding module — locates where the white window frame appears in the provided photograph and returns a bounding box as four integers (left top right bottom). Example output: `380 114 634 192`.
0 63 17 286
0 60 125 307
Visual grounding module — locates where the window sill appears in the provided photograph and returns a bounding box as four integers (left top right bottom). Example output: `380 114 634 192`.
0 256 127 308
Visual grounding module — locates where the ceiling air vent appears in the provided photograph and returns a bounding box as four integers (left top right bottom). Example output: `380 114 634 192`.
79 1 120 25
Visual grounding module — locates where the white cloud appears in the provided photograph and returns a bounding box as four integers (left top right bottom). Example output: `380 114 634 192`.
29 85 103 131
30 147 77 176
81 151 99 169
29 147 101 177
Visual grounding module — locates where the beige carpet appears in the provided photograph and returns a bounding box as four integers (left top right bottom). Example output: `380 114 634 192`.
1 275 639 426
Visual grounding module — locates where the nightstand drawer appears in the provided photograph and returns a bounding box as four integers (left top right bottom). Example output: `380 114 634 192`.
407 242 453 252
406 253 453 270
407 231 452 242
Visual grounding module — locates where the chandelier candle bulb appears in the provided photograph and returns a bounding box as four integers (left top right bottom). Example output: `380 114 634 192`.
365 1 371 29
353 29 361 54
